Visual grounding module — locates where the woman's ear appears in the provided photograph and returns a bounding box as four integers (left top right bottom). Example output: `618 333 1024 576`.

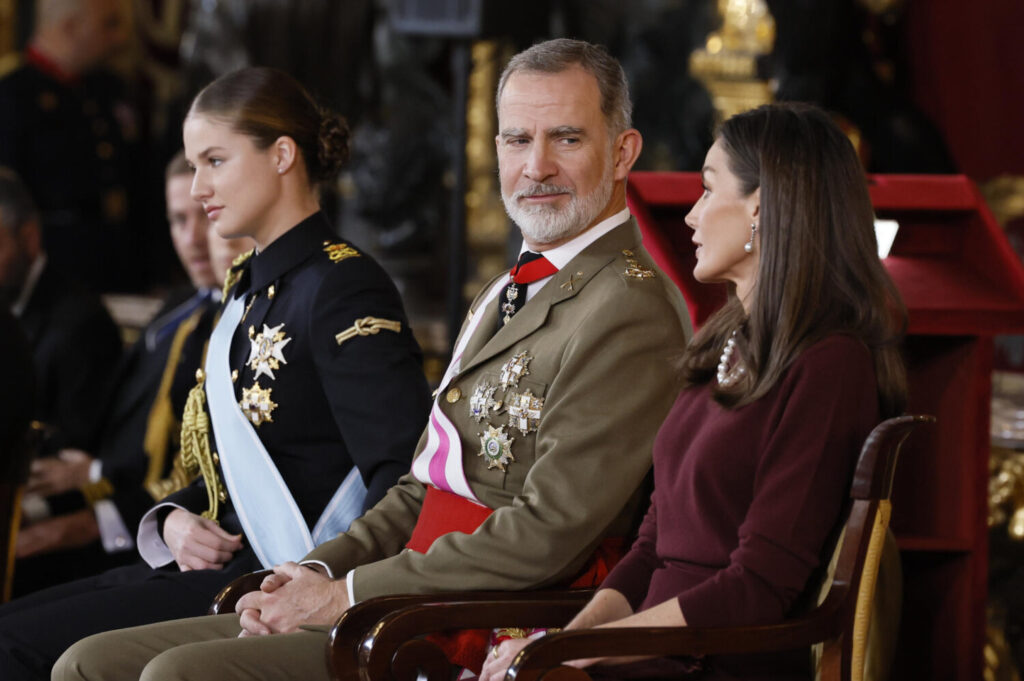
748 187 761 222
273 136 298 175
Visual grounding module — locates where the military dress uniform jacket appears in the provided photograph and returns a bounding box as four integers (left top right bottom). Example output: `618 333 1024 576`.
0 54 143 291
151 212 430 558
304 219 692 601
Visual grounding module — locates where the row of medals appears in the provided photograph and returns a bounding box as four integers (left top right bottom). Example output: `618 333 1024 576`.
467 351 544 472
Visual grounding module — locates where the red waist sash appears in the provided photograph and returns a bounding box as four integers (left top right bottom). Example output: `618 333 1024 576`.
408 486 625 672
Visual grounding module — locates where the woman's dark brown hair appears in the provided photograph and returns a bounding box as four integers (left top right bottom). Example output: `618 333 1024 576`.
682 103 908 417
187 67 350 186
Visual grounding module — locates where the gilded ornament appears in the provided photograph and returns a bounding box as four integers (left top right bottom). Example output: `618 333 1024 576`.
247 323 291 380
560 271 584 292
323 242 361 262
499 351 532 390
446 387 462 403
622 249 656 279
239 381 278 426
507 389 544 436
478 425 515 471
469 381 503 422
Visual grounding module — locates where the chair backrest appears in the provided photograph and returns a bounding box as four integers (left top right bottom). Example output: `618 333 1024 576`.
0 422 43 602
813 414 934 681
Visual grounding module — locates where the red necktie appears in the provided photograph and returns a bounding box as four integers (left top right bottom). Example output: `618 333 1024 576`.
498 252 557 326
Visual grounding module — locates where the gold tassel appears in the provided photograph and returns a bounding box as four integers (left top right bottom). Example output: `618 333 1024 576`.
179 369 226 521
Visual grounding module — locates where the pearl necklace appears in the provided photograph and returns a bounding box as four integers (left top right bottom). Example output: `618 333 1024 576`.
716 330 746 387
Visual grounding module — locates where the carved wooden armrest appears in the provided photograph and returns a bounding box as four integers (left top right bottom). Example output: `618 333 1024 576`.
207 569 272 615
353 590 593 681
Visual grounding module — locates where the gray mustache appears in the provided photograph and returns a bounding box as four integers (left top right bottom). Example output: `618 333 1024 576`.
514 184 574 199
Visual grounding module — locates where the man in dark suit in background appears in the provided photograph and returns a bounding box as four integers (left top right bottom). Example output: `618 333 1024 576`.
11 153 228 595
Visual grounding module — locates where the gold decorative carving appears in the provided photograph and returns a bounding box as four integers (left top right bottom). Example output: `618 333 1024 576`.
689 0 776 124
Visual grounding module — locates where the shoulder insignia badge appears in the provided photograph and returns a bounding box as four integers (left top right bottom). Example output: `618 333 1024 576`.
247 323 291 380
507 389 544 436
335 316 402 346
239 380 278 426
478 425 515 471
499 351 532 390
324 242 361 263
469 381 503 422
622 249 656 279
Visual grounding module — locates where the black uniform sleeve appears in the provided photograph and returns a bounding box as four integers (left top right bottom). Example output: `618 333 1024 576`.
309 258 430 510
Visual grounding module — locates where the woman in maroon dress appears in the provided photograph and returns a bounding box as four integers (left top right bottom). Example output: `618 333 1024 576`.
481 103 908 681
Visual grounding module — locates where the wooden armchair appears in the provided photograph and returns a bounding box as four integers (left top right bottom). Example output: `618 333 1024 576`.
352 414 934 681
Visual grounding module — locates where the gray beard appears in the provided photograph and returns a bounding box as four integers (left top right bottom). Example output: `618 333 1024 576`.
502 172 614 246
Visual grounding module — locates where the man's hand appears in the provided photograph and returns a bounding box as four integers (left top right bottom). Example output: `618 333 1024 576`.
163 508 242 571
27 449 93 496
235 562 350 636
16 509 99 558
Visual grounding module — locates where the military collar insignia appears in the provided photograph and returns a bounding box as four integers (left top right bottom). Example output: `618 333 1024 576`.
239 380 278 426
507 390 544 436
469 381 503 422
499 351 532 390
223 249 255 299
622 249 656 279
478 425 515 471
247 323 291 380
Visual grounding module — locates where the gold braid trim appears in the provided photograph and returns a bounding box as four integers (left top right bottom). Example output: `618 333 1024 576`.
80 478 114 506
179 370 226 521
221 249 255 299
335 317 402 346
142 306 205 501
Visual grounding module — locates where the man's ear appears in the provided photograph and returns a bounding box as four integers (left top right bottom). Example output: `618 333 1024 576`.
612 129 643 182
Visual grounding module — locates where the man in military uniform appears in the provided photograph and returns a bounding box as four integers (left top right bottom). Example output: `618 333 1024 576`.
0 0 146 292
55 39 692 681
0 167 122 461
10 152 231 596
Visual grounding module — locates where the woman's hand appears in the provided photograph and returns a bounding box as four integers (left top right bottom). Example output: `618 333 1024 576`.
163 509 243 571
479 638 534 681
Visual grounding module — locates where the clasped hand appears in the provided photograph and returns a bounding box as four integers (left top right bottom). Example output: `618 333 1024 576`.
235 562 350 636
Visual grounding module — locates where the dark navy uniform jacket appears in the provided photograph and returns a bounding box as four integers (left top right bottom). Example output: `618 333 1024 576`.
162 212 431 543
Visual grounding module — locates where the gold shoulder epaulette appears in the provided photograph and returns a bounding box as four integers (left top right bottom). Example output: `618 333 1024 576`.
323 241 361 263
621 249 656 280
0 53 23 80
221 248 255 298
335 316 401 346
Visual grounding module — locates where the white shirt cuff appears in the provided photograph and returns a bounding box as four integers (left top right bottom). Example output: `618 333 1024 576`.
136 501 187 567
89 458 103 482
94 499 133 552
298 559 334 579
346 569 357 605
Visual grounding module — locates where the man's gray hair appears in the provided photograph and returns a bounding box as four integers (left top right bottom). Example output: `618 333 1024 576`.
0 168 39 232
496 38 633 136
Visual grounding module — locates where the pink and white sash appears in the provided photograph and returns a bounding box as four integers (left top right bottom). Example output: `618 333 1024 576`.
411 277 507 502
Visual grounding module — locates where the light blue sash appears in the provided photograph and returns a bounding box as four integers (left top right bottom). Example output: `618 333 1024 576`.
205 294 367 568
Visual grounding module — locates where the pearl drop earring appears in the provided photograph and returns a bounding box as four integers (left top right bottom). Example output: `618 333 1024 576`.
744 222 757 254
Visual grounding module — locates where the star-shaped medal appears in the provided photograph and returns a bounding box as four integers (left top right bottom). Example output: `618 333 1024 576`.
239 381 278 426
469 381 503 422
478 425 515 472
507 389 544 436
499 351 532 390
247 323 292 380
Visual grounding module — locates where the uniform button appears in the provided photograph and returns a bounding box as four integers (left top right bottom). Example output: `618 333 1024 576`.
446 387 462 403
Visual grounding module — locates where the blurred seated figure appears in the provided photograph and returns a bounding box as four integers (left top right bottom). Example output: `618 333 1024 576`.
0 167 122 470
0 0 152 292
481 103 909 681
11 153 243 596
